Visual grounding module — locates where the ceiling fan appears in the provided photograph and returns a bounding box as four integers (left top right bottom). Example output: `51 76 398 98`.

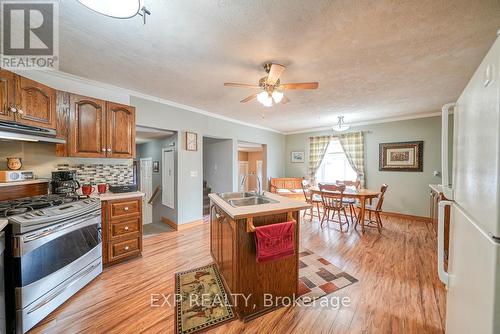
224 63 319 107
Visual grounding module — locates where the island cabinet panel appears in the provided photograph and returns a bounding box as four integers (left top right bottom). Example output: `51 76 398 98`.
15 75 56 129
0 69 16 121
209 200 300 321
102 197 143 266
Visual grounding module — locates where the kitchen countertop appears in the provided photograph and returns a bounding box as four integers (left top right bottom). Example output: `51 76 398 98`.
209 191 311 219
0 219 7 231
92 191 145 201
0 179 50 187
429 184 444 193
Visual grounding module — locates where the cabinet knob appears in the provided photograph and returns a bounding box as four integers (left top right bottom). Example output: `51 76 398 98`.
124 226 129 230
107 148 111 152
124 246 129 251
16 107 24 115
101 148 106 152
8 105 17 113
124 207 129 211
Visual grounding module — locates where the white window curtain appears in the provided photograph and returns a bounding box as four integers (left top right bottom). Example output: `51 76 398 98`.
338 131 366 187
307 135 331 183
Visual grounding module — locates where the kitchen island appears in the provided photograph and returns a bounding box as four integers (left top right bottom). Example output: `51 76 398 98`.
208 191 310 321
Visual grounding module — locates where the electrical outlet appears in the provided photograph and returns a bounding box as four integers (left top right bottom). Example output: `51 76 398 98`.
190 170 198 178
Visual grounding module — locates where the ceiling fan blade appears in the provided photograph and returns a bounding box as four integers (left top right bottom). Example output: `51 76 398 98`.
281 96 290 104
224 83 260 88
266 63 285 85
240 93 258 103
280 82 319 90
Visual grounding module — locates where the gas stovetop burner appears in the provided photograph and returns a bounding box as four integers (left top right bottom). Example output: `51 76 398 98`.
0 194 86 217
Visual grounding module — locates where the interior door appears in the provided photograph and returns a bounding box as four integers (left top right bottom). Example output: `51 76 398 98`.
446 204 500 334
15 75 56 129
140 158 153 225
238 162 249 191
0 69 15 121
69 95 107 157
106 102 135 158
162 149 175 209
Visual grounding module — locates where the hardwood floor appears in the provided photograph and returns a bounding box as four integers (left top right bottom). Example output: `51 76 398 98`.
30 214 446 334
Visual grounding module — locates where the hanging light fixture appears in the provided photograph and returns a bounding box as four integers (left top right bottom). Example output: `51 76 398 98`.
78 0 151 24
332 116 350 132
271 90 284 104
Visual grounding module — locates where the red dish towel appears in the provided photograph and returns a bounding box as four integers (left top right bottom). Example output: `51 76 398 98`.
255 221 295 263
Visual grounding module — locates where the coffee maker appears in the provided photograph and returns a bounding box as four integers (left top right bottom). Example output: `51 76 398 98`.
51 170 80 196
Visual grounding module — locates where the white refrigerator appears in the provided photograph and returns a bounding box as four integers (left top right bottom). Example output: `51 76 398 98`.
439 31 500 334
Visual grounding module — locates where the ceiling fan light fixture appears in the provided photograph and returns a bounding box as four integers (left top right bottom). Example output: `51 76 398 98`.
77 0 143 19
333 116 350 132
257 91 273 107
271 90 284 104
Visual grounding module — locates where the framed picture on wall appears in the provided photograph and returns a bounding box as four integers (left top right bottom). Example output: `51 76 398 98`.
153 161 159 172
291 151 305 163
379 141 423 171
185 131 198 151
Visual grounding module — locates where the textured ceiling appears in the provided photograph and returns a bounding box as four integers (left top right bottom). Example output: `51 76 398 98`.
59 0 500 133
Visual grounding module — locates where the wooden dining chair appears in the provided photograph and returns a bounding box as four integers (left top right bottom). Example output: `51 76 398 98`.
336 180 360 221
301 179 322 221
356 184 388 232
318 183 350 232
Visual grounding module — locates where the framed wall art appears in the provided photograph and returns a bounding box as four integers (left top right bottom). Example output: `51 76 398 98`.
291 151 305 163
379 141 423 171
185 131 198 151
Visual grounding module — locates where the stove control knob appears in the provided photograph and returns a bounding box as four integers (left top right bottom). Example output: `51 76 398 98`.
23 214 35 219
35 211 45 216
83 199 91 204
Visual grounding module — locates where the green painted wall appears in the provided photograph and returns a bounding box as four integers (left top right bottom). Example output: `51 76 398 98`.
285 116 443 217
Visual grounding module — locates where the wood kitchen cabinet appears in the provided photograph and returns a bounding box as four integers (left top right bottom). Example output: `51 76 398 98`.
101 196 143 266
210 206 236 292
69 94 107 157
63 94 136 158
0 69 16 121
106 102 136 158
15 75 56 129
0 69 56 128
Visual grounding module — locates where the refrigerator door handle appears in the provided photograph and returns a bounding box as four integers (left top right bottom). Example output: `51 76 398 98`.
441 103 455 199
437 200 452 285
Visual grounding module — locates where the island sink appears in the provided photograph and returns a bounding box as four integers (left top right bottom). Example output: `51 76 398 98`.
208 191 311 321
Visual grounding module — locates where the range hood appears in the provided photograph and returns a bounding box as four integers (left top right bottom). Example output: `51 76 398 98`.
0 121 65 144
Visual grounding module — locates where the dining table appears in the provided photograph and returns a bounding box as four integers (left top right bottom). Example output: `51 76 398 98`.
310 187 381 232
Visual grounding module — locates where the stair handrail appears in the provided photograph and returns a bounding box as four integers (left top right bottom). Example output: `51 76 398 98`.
148 185 161 204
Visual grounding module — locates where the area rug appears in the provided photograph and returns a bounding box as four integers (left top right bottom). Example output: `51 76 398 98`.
297 249 358 302
175 264 235 334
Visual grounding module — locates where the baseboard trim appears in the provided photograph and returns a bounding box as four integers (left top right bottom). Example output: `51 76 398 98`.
381 211 431 223
177 219 206 231
161 216 178 231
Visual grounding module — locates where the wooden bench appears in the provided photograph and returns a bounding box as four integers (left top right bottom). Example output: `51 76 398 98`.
269 177 305 200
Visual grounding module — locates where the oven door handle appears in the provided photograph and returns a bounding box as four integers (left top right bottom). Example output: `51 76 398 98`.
26 261 101 315
14 212 101 257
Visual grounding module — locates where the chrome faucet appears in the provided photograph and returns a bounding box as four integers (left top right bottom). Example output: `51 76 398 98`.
240 174 263 195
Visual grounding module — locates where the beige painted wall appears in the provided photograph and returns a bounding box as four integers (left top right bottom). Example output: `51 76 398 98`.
285 116 443 217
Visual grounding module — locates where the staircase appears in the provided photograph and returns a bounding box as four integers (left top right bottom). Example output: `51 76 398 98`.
203 180 211 215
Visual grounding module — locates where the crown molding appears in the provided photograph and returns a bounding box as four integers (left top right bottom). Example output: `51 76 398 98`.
19 69 285 134
283 111 443 135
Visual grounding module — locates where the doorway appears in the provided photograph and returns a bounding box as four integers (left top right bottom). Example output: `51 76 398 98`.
237 141 267 192
140 158 153 225
135 126 177 236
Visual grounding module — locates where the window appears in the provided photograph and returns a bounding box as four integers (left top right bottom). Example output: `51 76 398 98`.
315 138 357 183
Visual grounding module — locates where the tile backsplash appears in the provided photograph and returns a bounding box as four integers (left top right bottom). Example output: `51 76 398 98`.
56 163 134 185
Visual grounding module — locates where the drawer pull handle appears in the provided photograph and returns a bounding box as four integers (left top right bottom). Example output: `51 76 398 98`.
124 207 129 211
124 226 129 231
125 246 129 251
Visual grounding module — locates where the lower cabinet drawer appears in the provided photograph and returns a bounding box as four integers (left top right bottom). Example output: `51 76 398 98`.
110 217 140 240
108 237 141 262
109 198 141 219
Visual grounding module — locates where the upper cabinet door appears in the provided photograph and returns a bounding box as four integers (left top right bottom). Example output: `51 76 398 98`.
69 95 107 157
15 75 56 129
106 102 136 158
0 69 15 121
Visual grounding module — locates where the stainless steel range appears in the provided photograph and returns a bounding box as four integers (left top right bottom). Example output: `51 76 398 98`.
2 195 102 334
